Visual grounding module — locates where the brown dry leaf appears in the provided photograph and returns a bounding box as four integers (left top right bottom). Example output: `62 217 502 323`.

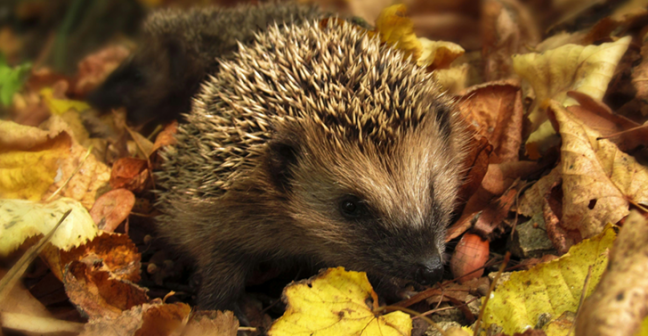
64 259 148 320
549 101 648 239
456 133 492 207
518 166 561 217
473 187 518 239
179 310 239 336
457 82 523 163
448 161 543 241
73 45 130 96
79 301 185 335
110 157 149 191
152 121 178 154
576 211 648 336
481 0 540 81
89 189 135 232
564 91 643 152
80 300 238 336
0 121 72 201
43 231 141 283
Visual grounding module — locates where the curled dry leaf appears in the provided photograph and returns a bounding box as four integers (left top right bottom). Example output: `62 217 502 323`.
450 233 490 283
457 82 523 163
417 38 465 70
448 161 543 241
375 4 422 61
80 300 238 336
89 189 135 232
550 101 648 239
268 267 411 336
42 231 141 283
513 36 631 158
110 157 149 191
576 211 648 336
151 120 178 154
64 259 148 320
0 198 97 256
375 4 464 70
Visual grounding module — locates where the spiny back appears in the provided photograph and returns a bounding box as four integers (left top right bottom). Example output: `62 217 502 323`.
158 21 450 203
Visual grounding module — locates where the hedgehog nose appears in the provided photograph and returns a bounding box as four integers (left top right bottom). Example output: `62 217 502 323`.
415 255 443 285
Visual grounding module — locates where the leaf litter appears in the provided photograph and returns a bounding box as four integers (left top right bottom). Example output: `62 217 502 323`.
2 1 648 336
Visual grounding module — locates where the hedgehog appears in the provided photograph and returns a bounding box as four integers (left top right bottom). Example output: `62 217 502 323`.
87 2 323 128
155 19 468 312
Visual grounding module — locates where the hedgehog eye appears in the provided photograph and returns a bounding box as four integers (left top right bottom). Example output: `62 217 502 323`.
339 195 366 219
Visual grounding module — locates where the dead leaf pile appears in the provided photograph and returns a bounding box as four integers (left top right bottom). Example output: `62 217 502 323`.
3 0 648 335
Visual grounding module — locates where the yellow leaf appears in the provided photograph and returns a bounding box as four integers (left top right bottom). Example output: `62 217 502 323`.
40 87 90 116
481 225 616 335
0 198 98 256
551 101 648 238
418 38 464 69
513 37 631 157
375 4 421 61
0 121 72 201
576 211 648 336
433 63 470 95
268 267 411 336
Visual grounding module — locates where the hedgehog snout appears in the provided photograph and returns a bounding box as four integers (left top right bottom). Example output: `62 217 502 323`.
413 254 444 285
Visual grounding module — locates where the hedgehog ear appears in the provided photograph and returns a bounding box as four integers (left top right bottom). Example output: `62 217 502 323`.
266 139 300 192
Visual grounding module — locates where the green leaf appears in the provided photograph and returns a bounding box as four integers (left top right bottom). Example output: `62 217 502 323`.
0 54 32 107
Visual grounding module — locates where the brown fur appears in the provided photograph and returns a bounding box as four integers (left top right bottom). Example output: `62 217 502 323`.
156 20 468 311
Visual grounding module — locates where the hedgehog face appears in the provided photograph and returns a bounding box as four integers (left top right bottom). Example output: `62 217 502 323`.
272 114 462 285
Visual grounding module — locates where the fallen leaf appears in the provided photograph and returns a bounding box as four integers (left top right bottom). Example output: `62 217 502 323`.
449 161 543 241
418 38 465 70
433 63 470 95
269 267 411 336
64 259 148 320
481 225 615 335
89 189 135 232
518 167 561 217
375 4 422 61
514 36 631 158
457 82 523 163
0 121 72 201
42 231 141 283
39 87 90 115
0 55 31 107
110 157 149 192
576 211 648 336
79 300 238 336
0 198 97 256
550 101 648 239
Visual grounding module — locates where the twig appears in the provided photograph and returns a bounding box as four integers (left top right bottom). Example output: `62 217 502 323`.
473 252 511 336
0 209 72 303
